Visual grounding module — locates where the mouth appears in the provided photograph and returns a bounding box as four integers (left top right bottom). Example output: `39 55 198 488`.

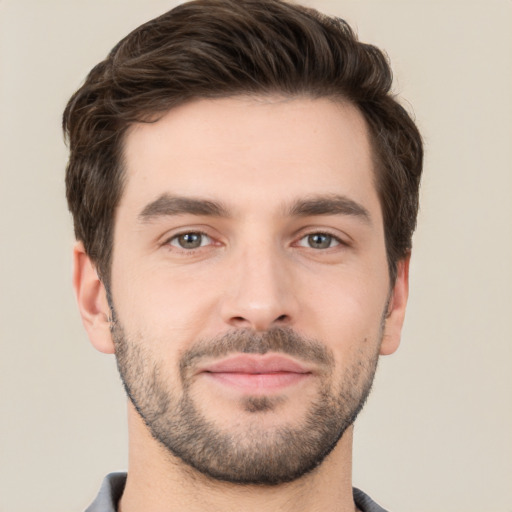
197 354 314 393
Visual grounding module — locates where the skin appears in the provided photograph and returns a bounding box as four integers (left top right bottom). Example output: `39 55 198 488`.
74 96 409 512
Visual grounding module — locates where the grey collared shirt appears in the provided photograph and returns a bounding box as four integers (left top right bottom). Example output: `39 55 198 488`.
85 473 389 512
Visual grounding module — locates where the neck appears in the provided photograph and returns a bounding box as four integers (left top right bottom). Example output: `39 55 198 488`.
119 402 357 512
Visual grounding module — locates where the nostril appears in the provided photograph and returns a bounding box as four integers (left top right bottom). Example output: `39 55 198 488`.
229 314 289 328
227 316 252 329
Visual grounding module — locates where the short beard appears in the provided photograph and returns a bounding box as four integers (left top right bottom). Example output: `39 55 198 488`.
112 320 381 486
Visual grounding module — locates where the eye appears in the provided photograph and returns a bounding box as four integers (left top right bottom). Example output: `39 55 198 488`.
168 232 212 249
298 233 340 249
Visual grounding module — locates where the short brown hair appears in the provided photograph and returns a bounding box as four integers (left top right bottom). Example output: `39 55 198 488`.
63 0 423 285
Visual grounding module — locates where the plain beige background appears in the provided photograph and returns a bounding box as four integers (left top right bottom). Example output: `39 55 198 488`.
1 1 511 511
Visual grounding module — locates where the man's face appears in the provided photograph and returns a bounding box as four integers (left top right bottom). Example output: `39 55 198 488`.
91 96 407 484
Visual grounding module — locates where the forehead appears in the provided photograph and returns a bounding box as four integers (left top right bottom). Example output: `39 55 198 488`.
120 96 378 217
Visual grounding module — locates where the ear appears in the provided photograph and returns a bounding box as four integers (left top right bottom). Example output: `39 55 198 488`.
380 254 410 356
73 242 115 354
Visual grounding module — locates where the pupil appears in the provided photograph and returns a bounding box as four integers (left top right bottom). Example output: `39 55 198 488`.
309 233 331 249
179 233 201 248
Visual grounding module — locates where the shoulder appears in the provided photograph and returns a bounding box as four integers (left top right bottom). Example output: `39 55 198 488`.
85 473 127 512
353 487 390 512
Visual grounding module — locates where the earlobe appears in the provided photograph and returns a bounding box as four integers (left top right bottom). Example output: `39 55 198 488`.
379 255 410 356
73 242 115 354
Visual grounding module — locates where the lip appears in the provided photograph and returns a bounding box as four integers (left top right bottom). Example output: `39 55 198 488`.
198 354 313 393
200 354 312 374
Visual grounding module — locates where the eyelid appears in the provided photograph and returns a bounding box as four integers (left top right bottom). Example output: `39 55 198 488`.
293 227 349 247
159 226 221 252
297 233 341 249
168 231 212 248
158 225 350 252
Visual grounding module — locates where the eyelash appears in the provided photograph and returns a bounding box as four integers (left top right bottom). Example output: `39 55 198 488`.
166 231 213 251
295 232 343 250
164 230 346 253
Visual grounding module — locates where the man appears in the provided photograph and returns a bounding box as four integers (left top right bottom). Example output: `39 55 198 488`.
63 0 423 510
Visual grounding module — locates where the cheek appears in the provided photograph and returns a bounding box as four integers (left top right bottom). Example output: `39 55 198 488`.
302 268 388 357
111 257 223 344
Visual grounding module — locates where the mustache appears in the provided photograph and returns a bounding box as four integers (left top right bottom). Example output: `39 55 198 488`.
179 327 335 376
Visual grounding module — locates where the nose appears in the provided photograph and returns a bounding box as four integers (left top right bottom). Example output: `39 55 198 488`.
220 244 298 332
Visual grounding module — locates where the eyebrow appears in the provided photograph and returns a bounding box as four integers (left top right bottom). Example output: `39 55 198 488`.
287 195 371 224
138 194 230 222
138 193 371 224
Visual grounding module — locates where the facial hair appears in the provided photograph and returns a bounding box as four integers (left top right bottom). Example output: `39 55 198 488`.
112 319 382 486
